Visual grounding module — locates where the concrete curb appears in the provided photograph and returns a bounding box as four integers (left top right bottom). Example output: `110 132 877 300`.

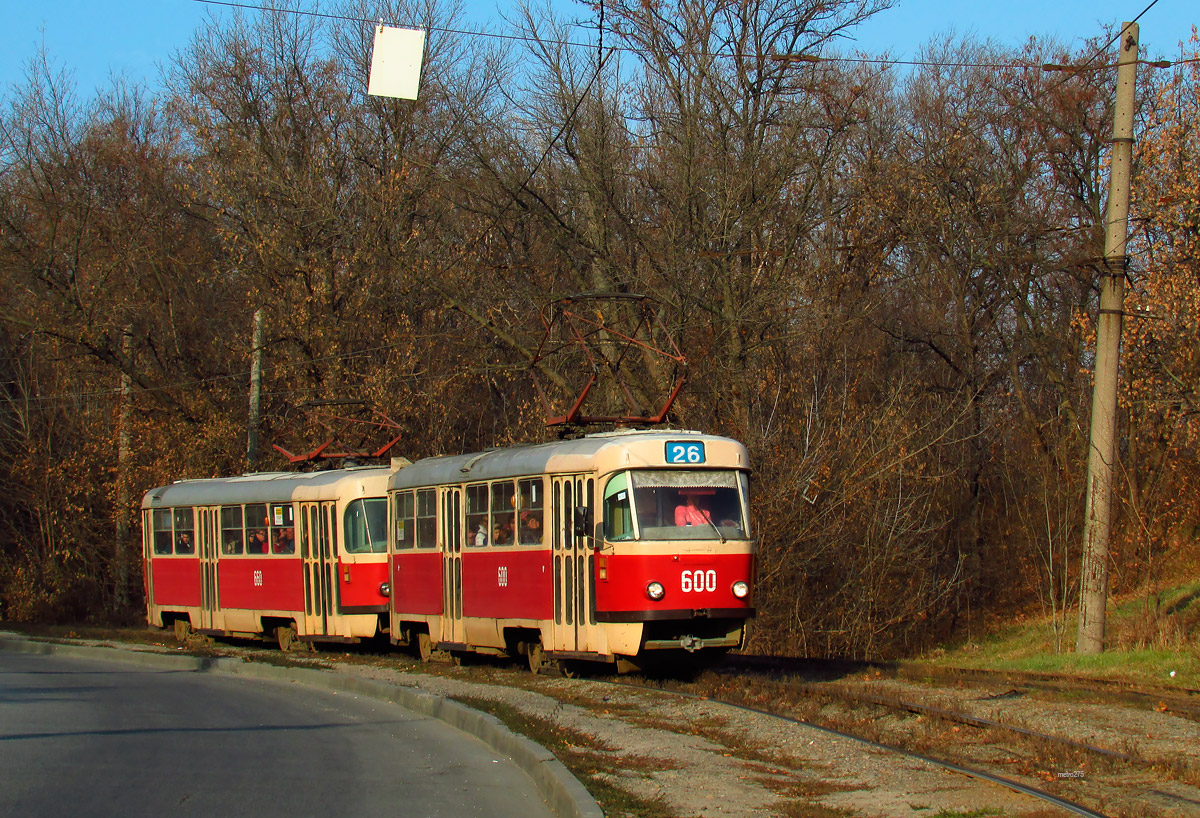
0 633 604 818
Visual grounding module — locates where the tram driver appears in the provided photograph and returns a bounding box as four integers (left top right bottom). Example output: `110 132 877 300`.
674 492 712 527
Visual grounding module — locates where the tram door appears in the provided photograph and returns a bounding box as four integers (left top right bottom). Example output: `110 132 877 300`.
552 475 595 653
300 501 337 637
197 506 221 631
440 487 464 646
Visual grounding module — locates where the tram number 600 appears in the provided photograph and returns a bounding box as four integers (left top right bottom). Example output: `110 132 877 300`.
680 569 716 593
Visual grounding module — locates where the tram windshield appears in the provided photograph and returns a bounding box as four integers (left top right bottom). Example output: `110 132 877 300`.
603 470 750 541
344 497 388 553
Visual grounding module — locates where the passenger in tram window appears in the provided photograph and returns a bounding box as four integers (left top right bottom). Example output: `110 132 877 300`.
474 524 488 546
273 527 295 554
519 512 542 544
248 529 269 554
492 521 513 545
674 492 712 527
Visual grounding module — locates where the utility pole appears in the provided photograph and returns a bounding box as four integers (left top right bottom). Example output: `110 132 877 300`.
1077 22 1139 655
248 309 264 468
114 324 134 611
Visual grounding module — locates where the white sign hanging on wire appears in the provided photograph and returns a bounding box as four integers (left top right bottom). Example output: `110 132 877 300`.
367 25 426 100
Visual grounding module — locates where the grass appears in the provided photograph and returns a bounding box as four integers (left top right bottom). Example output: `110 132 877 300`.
450 695 679 818
922 581 1200 689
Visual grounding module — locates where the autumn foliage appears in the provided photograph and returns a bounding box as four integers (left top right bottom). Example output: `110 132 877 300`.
1 3 1197 657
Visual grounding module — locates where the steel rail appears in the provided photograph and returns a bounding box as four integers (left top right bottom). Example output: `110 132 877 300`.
726 654 1200 721
602 678 1112 818
801 685 1137 762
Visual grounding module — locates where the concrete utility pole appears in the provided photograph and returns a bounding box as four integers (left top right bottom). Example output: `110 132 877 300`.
114 325 134 611
248 309 264 467
1077 22 1139 655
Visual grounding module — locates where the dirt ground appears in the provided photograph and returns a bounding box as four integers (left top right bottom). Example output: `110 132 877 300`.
328 656 1200 818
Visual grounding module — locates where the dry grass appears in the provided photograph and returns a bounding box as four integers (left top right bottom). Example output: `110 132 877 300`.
450 695 678 818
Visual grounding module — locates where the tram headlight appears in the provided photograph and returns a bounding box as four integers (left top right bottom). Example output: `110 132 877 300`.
379 582 391 597
645 581 666 601
731 581 749 599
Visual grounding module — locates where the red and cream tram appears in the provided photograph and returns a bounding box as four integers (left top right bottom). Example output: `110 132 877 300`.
387 430 756 673
142 466 393 650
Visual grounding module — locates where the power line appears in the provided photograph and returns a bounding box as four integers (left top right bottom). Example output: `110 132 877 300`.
1037 0 1164 103
191 0 1196 73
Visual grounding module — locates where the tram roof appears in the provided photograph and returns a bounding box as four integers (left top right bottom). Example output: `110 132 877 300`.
141 466 393 509
388 429 745 490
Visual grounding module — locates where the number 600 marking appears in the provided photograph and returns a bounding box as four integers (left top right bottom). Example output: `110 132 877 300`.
680 569 716 593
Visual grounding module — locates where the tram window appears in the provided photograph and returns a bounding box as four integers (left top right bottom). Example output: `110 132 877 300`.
600 470 750 541
152 508 174 555
416 489 436 549
172 508 195 554
344 498 387 554
603 474 633 541
220 505 244 555
518 478 544 545
394 491 415 549
466 483 489 547
245 503 270 554
269 503 295 553
344 499 369 553
563 482 574 550
491 481 515 545
364 498 385 552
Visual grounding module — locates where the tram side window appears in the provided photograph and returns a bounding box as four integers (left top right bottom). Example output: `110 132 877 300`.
491 481 515 545
152 509 174 555
466 483 489 547
269 503 295 553
603 474 634 541
221 505 244 555
245 503 270 554
394 491 415 549
416 489 436 548
173 508 195 554
518 478 544 545
344 498 388 554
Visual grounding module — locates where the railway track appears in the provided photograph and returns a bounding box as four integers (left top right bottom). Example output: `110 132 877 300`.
700 654 1200 817
604 676 1114 818
725 653 1200 721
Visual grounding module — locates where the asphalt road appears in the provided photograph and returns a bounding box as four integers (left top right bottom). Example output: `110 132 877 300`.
0 650 558 818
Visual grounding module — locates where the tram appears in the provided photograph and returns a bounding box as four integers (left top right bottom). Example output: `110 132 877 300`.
142 466 393 650
143 429 757 672
386 429 756 673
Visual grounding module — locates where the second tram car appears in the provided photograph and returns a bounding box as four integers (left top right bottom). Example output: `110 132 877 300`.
143 466 393 650
386 429 756 672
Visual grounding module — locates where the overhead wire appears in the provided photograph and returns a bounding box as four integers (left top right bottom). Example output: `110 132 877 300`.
191 0 1197 73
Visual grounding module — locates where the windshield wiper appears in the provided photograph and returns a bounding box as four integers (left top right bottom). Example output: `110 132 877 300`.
701 511 726 544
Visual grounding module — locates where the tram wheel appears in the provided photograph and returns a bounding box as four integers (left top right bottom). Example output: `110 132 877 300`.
416 632 434 663
276 624 301 653
173 619 192 644
527 642 548 675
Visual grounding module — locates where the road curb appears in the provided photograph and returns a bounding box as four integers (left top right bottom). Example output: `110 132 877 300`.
0 633 603 818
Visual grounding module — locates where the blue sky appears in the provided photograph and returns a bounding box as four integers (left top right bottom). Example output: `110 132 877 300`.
1 0 1195 97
